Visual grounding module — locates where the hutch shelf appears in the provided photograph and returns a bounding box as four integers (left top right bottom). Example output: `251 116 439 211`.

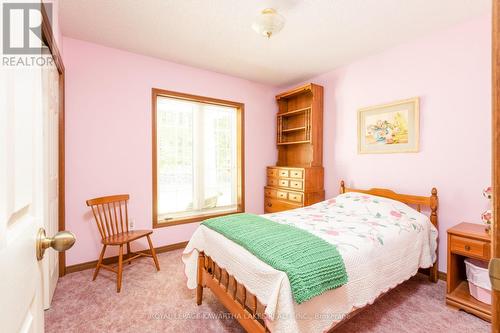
265 83 325 213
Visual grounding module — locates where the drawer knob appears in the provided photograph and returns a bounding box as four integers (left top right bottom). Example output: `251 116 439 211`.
464 245 471 251
267 203 272 207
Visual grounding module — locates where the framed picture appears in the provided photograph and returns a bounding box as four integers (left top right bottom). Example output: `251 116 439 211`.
358 97 419 154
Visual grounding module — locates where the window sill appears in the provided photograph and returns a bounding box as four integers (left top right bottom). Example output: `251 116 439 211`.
153 208 243 228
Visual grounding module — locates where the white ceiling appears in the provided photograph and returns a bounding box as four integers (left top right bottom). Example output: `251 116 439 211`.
60 0 490 86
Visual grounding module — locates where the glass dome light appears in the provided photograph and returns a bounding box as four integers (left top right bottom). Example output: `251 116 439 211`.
252 8 285 38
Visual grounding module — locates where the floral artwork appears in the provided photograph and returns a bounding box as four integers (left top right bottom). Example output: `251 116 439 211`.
358 98 419 154
365 111 409 145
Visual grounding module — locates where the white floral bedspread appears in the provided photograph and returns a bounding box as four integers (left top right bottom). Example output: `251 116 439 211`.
182 193 438 333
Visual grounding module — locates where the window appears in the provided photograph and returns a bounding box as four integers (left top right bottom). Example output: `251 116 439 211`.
152 89 244 227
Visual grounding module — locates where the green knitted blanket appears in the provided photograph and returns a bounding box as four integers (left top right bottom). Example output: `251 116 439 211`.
201 213 347 304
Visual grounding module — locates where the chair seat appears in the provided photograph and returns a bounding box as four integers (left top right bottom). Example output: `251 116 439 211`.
102 230 153 245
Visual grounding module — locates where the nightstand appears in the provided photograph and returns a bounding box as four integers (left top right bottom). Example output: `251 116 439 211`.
446 222 491 321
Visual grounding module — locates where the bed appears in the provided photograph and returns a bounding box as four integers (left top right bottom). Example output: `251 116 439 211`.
182 181 439 333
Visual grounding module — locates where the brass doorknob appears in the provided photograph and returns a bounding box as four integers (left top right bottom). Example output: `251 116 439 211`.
36 228 76 260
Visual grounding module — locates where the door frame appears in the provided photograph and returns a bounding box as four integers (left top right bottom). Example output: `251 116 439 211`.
492 0 499 332
41 3 66 276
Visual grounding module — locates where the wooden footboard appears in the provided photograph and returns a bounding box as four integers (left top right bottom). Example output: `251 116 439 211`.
197 252 269 333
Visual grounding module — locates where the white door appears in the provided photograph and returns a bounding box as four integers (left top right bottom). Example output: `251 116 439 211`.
0 56 45 332
41 56 60 309
0 1 70 330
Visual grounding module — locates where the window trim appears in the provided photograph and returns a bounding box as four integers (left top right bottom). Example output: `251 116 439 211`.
152 88 245 228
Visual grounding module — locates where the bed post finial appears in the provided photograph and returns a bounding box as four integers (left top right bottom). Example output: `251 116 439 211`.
340 180 346 194
430 188 438 216
429 187 438 283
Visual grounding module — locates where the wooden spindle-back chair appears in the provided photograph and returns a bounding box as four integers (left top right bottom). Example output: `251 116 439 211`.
86 194 160 292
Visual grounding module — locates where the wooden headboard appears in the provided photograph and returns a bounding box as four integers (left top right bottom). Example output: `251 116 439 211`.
339 180 439 229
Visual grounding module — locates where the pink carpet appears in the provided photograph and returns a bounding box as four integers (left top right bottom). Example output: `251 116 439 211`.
45 249 490 333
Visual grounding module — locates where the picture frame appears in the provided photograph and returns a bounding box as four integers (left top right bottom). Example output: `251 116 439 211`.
357 97 420 154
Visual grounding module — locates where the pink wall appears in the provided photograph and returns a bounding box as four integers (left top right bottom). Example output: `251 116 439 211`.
283 14 491 272
63 37 277 265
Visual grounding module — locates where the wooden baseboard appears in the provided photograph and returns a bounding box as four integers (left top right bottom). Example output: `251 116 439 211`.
65 241 188 275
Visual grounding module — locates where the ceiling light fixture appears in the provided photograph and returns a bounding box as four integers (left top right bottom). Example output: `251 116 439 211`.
252 8 285 39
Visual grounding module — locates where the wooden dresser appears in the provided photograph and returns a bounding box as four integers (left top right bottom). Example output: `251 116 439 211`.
446 222 491 321
264 83 325 213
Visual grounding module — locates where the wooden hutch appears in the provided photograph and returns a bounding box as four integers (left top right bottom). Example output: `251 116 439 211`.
264 83 325 213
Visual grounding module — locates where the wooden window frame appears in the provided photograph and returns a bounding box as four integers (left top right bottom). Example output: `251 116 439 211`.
152 88 245 228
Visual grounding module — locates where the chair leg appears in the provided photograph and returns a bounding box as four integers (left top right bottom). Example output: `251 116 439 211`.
126 242 131 265
146 235 160 271
93 245 107 281
117 244 124 293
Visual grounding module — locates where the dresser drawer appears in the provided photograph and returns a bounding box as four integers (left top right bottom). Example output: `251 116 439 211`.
276 190 288 200
267 168 278 178
278 169 289 177
264 197 301 213
289 169 304 179
289 180 303 190
278 179 289 187
288 192 303 203
267 177 278 187
450 235 490 260
264 187 276 198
